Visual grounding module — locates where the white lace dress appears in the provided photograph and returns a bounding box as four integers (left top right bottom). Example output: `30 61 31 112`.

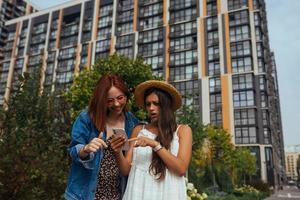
122 126 186 200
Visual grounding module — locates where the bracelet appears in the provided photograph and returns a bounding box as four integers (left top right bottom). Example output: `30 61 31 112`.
153 143 163 152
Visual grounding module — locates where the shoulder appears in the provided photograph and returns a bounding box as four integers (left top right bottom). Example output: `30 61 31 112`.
131 124 144 138
177 124 192 138
73 110 94 128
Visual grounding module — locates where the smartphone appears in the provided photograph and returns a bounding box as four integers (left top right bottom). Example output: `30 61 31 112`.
112 128 129 151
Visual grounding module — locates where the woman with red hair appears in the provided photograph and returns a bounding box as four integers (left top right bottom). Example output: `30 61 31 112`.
64 74 139 200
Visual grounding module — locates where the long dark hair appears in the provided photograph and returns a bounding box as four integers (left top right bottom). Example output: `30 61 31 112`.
144 88 177 180
88 74 129 131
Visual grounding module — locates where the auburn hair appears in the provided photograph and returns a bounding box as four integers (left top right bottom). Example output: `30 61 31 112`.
88 74 129 131
144 88 177 180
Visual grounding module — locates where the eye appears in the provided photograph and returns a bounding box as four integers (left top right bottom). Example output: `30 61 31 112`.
153 102 160 106
117 95 126 101
107 99 114 104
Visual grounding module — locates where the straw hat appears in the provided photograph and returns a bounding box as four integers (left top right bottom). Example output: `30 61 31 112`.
134 80 182 111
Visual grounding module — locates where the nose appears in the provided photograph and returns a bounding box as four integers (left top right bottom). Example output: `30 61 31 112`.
149 103 155 111
113 100 121 106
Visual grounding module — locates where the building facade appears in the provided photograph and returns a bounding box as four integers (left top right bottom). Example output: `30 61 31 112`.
0 0 37 59
285 152 300 181
0 0 285 187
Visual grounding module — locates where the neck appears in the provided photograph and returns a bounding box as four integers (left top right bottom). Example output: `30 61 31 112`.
107 112 125 124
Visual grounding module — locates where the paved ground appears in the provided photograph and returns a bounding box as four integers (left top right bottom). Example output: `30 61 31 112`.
265 185 300 199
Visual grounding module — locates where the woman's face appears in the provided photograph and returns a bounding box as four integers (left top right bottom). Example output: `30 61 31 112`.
145 92 160 123
106 86 127 115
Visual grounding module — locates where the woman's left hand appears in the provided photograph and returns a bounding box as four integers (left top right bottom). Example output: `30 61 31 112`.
133 136 158 148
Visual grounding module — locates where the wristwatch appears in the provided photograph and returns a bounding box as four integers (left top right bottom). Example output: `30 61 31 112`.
153 143 163 152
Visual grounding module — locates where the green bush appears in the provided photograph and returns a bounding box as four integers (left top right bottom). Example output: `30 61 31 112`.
0 72 72 200
248 180 271 196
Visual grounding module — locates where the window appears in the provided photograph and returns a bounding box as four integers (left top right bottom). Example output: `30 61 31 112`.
15 59 24 70
232 56 252 73
233 90 254 107
118 0 134 10
170 35 197 51
170 50 198 65
140 3 162 17
255 27 262 41
209 77 221 93
139 16 162 30
170 21 197 38
116 48 133 57
56 71 73 84
98 16 112 28
259 75 266 91
263 128 271 144
257 58 265 73
138 42 163 57
57 59 75 71
262 110 269 126
169 64 198 81
169 8 197 23
229 10 249 26
208 62 220 76
60 35 77 47
59 47 76 59
173 80 199 106
117 22 133 35
254 12 261 26
235 126 257 144
260 92 267 108
210 93 222 110
96 40 110 52
207 1 217 16
210 110 222 126
207 31 219 46
117 10 133 23
230 25 250 42
116 34 134 48
207 16 218 31
99 4 113 17
234 108 256 125
144 55 164 70
232 73 253 90
231 40 251 57
228 0 248 11
97 27 111 40
139 28 163 43
208 45 219 61
256 42 263 57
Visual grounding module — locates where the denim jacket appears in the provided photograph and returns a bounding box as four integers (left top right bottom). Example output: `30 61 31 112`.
64 110 139 200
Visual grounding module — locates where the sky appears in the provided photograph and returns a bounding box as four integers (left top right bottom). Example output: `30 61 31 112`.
30 0 300 147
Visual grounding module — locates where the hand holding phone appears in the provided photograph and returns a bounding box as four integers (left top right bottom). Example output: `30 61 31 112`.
112 128 129 151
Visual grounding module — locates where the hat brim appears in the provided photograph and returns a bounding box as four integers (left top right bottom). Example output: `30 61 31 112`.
134 80 182 111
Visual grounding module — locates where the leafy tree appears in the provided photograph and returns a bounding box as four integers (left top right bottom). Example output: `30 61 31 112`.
232 147 256 185
0 71 72 200
65 54 158 119
187 124 256 193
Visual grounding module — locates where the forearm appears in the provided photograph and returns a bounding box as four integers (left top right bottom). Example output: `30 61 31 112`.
114 151 132 176
155 148 189 176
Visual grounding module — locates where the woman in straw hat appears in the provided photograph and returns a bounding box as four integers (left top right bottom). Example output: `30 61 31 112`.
110 80 192 200
64 75 139 200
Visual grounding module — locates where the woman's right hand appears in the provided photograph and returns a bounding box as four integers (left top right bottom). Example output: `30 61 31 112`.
84 137 108 153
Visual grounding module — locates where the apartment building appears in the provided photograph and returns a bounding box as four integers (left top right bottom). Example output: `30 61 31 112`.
0 0 284 187
285 152 300 181
0 0 37 59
